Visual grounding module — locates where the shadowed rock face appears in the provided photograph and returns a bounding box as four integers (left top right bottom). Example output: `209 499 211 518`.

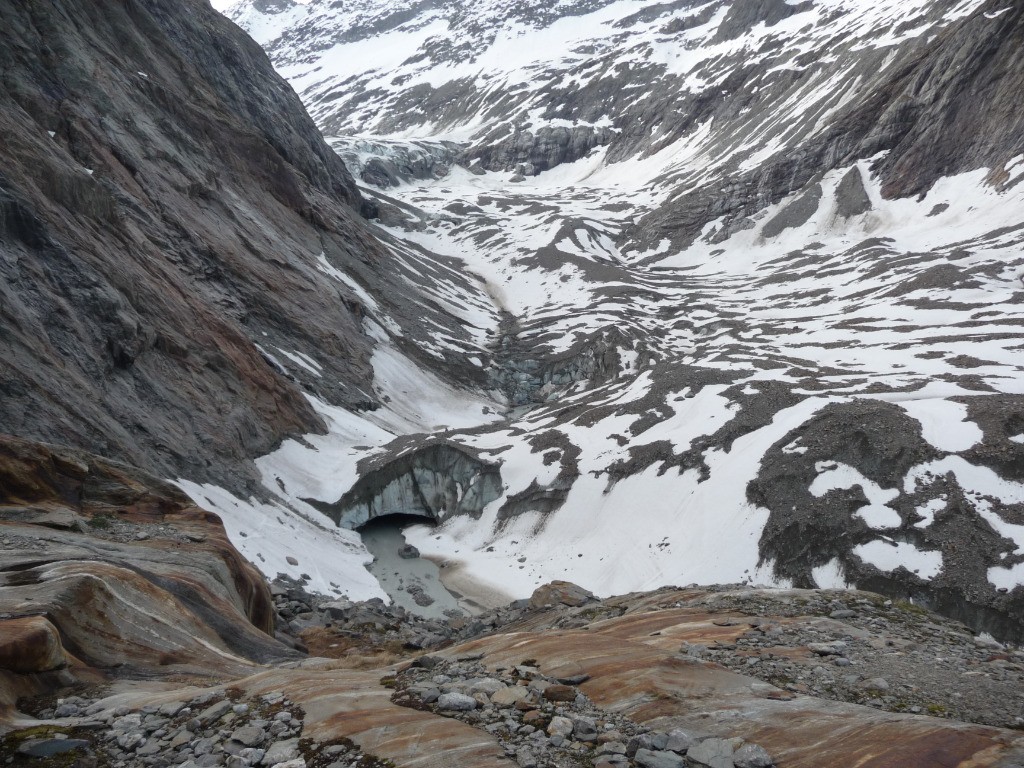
638 2 1024 246
0 0 392 492
0 434 295 681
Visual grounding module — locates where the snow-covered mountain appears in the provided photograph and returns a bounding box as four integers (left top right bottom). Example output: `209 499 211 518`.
221 0 1024 638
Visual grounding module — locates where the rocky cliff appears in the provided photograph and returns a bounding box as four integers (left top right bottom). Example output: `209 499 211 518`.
0 0 398 493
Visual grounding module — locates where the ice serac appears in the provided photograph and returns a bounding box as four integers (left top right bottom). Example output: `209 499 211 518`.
305 443 503 529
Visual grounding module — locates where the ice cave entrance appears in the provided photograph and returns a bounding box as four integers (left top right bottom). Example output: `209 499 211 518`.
357 513 465 620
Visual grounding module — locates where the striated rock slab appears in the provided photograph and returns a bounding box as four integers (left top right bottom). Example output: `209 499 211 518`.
0 435 295 683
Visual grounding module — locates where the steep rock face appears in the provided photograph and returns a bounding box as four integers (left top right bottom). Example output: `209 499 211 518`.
464 125 615 176
0 0 391 492
0 434 293 680
638 1 1024 246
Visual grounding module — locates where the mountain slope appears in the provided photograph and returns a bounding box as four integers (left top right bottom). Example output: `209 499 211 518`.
227 0 1024 639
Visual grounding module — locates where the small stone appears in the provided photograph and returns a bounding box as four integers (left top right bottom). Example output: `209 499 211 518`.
734 743 774 768
194 736 218 756
830 609 857 619
666 728 699 753
268 720 289 737
860 677 890 693
198 699 233 723
286 556 299 566
437 692 477 711
137 741 163 756
542 684 576 702
636 733 669 751
240 747 266 765
420 687 441 704
687 737 735 768
261 739 299 765
808 641 847 656
469 678 506 695
491 686 529 706
547 716 574 737
117 732 145 751
231 726 267 747
159 701 187 717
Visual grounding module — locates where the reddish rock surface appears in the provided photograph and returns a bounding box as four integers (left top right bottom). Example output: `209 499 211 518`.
0 617 65 674
0 435 292 683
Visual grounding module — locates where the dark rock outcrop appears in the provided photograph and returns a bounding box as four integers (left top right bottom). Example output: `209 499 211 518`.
750 401 1024 644
638 0 1024 246
464 125 615 175
0 0 391 492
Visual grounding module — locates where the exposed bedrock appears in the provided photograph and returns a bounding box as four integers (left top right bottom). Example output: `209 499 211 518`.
464 125 615 176
304 443 503 530
0 434 295 696
749 399 1024 643
635 1 1024 248
0 0 397 494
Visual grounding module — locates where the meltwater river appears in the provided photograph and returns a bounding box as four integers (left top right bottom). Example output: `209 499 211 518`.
359 515 468 620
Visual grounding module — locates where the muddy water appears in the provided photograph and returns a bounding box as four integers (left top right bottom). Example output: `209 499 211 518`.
359 515 467 619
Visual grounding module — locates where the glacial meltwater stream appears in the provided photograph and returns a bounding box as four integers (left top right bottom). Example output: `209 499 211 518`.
358 515 467 619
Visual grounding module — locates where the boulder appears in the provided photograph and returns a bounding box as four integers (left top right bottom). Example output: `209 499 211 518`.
0 616 66 673
437 692 477 711
734 743 774 768
635 748 686 768
542 684 577 702
688 737 737 768
528 581 597 609
490 686 530 706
